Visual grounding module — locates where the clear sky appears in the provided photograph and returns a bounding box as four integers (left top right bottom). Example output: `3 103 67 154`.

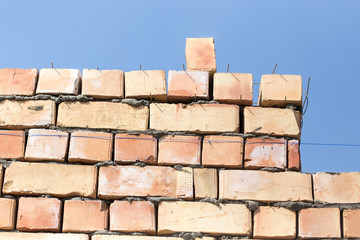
1 0 359 173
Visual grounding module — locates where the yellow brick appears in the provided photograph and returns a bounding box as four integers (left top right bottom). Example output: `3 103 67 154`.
194 168 217 199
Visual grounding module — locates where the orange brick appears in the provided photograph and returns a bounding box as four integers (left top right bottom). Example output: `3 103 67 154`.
288 140 301 171
0 130 25 159
0 100 56 129
313 172 360 203
93 236 181 240
24 129 69 162
17 197 61 232
343 209 360 238
0 232 89 240
0 198 16 230
98 165 193 199
194 168 217 199
299 208 340 239
244 138 286 169
0 68 38 96
82 69 124 99
167 70 209 101
3 161 97 198
253 206 296 239
185 38 216 73
63 200 108 233
36 68 81 95
158 135 201 166
110 201 155 234
114 133 157 164
68 130 113 164
213 73 253 105
219 170 312 202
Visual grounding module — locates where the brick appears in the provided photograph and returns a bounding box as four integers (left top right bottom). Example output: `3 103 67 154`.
213 73 253 105
258 74 302 107
17 197 61 232
167 70 209 101
0 198 16 230
158 201 251 236
0 130 25 159
194 168 217 199
24 129 69 162
0 68 38 96
244 137 286 169
92 236 181 240
3 161 97 198
253 206 296 239
343 209 360 238
114 133 157 164
110 201 155 234
202 135 243 168
150 103 239 133
185 38 216 73
299 208 340 239
125 70 166 101
244 106 301 138
0 100 56 129
219 170 312 202
158 135 201 166
63 200 108 233
82 69 124 99
313 172 360 203
36 68 81 95
288 140 301 170
57 101 149 130
98 165 193 199
0 166 2 196
68 130 113 164
0 233 89 240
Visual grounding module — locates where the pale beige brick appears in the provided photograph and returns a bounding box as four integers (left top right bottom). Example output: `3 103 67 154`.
343 209 360 238
185 38 216 73
92 235 181 240
194 168 217 199
0 198 16 230
0 232 89 240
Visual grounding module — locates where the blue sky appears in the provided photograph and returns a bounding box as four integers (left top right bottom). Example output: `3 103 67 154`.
1 0 359 173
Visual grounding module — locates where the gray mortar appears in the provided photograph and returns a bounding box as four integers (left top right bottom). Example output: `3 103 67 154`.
245 200 259 211
133 161 147 167
121 98 150 107
199 197 222 206
273 201 313 211
258 167 283 172
95 161 117 167
220 132 255 138
146 196 180 203
0 159 12 168
179 232 203 240
124 197 144 202
173 164 185 171
188 100 220 105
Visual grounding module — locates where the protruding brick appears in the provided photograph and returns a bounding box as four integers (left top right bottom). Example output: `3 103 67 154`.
194 168 217 199
253 206 296 239
219 170 312 202
93 235 181 240
17 197 61 232
150 103 239 133
0 100 56 129
343 209 360 238
0 198 16 230
244 106 301 138
313 172 360 203
36 68 81 95
0 232 89 240
98 165 193 199
0 130 25 159
288 140 301 170
115 133 157 164
57 101 149 130
258 74 302 107
167 70 209 101
185 38 216 73
63 200 108 233
299 208 340 239
158 135 201 166
213 73 253 105
110 201 155 234
24 129 69 162
125 70 166 101
0 68 38 96
3 161 97 198
244 138 286 169
158 201 251 236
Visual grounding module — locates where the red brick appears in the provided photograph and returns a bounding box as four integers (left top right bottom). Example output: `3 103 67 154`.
158 135 201 166
98 165 193 199
63 200 108 233
343 209 360 238
93 236 181 240
114 133 157 164
298 208 340 239
0 68 38 96
288 140 301 170
185 38 216 73
0 130 25 159
0 198 16 230
194 168 217 199
24 129 69 162
0 232 89 240
110 201 155 234
17 197 61 232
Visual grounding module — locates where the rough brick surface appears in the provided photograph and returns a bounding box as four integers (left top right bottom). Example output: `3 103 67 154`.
0 68 38 96
93 236 181 240
3 161 97 198
57 101 149 130
343 209 360 238
185 38 216 73
0 198 16 230
219 170 312 202
158 201 251 236
0 130 25 159
150 103 239 133
0 166 2 196
288 140 301 170
0 100 56 129
98 166 193 199
194 168 218 199
0 232 89 240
